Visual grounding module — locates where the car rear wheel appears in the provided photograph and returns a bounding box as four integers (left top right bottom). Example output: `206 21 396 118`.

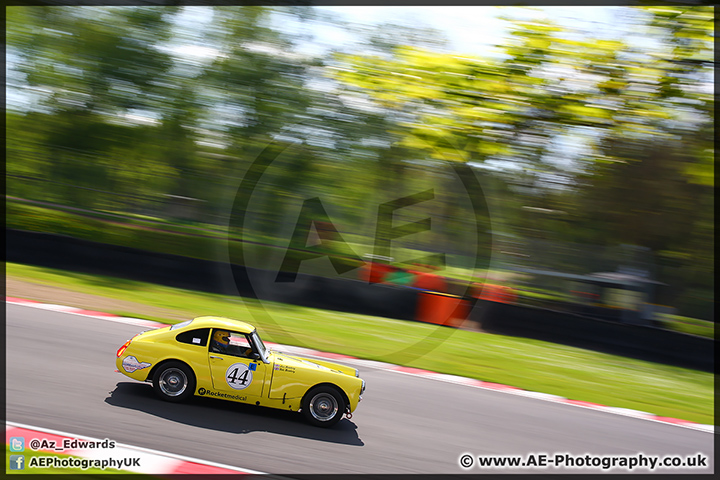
153 361 195 402
301 386 346 427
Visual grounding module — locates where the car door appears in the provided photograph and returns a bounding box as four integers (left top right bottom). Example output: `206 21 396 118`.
208 329 269 399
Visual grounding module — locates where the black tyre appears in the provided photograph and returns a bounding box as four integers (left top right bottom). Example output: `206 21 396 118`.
152 361 195 403
301 385 346 427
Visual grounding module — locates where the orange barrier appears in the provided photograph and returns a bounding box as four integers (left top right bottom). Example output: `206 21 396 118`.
415 291 468 328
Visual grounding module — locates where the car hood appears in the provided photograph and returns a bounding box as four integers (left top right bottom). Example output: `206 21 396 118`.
269 351 358 378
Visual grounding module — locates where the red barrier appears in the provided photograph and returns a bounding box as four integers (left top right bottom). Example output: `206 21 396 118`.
410 270 447 292
359 262 395 283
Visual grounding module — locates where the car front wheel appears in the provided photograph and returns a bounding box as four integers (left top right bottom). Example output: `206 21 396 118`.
301 386 346 427
152 361 195 402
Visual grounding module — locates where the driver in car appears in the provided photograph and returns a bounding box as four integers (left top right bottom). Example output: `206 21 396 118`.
211 330 253 358
210 330 231 353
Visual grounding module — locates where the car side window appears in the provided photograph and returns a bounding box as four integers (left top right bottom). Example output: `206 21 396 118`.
210 329 253 358
176 328 210 347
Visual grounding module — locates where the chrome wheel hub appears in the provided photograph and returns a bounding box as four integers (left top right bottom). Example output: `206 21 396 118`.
159 368 187 397
309 393 338 421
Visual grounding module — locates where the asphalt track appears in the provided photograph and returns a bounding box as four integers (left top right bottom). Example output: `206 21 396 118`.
6 304 714 474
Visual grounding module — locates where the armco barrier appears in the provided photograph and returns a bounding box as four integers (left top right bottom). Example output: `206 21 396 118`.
7 229 238 295
6 228 713 371
6 228 417 320
471 300 713 372
242 266 418 320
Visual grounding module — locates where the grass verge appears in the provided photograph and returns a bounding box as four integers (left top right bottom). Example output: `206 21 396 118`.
6 262 714 425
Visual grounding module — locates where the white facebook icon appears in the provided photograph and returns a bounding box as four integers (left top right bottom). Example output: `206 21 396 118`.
10 455 25 470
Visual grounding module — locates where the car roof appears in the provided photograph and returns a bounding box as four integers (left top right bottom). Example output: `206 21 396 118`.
187 316 256 334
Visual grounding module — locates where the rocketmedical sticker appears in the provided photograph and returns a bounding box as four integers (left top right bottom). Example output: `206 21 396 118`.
226 363 253 390
122 356 151 373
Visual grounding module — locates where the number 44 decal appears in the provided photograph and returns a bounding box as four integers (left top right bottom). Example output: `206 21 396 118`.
225 363 255 390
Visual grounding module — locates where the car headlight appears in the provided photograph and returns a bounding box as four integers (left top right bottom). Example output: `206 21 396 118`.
360 379 366 395
355 368 359 378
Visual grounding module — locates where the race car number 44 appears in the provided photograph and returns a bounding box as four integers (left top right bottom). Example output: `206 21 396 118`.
226 363 254 390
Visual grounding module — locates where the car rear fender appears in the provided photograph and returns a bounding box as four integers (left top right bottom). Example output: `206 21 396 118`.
146 358 193 384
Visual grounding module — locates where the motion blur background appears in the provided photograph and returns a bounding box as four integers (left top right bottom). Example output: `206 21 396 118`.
6 5 714 326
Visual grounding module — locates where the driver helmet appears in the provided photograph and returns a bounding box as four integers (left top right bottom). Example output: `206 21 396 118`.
213 330 230 346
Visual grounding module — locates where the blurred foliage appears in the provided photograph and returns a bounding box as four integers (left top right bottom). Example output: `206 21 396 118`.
5 5 714 319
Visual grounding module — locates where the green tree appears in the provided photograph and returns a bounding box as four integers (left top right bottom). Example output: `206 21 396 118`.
7 6 179 210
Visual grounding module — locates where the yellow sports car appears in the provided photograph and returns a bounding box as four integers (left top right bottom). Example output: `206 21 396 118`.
115 316 365 427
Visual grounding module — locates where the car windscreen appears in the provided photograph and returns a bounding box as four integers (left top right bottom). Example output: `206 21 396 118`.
250 330 267 358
